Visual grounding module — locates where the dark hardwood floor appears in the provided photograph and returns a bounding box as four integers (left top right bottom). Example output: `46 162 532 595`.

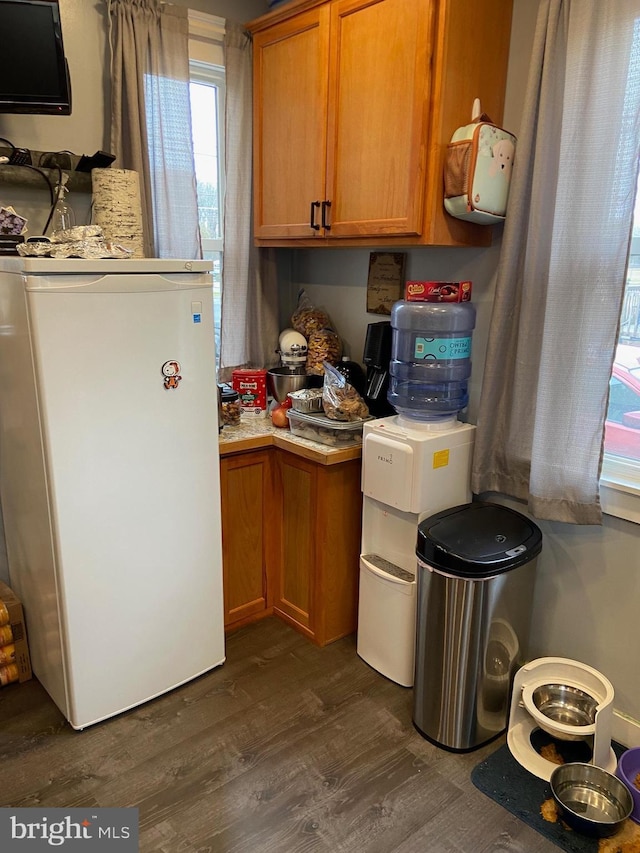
0 618 559 852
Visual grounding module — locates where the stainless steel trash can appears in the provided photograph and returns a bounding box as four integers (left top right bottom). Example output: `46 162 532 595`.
413 501 542 752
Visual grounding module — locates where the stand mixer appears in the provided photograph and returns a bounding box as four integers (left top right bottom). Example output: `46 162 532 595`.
507 657 616 781
277 328 307 372
268 329 317 406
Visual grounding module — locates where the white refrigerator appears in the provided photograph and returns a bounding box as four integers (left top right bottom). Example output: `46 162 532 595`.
0 257 225 729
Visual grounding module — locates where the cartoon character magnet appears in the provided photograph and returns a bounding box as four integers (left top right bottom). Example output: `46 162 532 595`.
162 360 182 389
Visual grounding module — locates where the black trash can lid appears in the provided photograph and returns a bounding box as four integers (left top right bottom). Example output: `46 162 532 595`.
416 501 542 578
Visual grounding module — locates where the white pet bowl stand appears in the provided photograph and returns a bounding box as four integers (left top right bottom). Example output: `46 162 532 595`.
507 657 616 781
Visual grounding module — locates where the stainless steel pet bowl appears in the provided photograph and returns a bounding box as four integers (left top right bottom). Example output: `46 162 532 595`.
550 762 633 837
532 683 598 740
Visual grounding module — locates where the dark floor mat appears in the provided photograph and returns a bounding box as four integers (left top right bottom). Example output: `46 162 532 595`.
471 738 626 853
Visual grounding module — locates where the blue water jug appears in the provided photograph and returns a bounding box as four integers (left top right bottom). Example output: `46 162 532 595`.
388 300 476 420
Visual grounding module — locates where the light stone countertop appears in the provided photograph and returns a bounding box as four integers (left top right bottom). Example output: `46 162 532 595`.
218 413 363 466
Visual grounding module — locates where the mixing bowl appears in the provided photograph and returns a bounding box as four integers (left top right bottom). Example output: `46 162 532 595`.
550 762 633 837
532 683 598 739
615 747 640 824
267 367 309 403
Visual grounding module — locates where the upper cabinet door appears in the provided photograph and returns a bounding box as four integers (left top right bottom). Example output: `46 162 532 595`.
247 0 512 247
252 7 331 239
325 0 432 238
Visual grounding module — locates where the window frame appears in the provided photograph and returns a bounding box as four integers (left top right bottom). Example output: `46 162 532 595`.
189 61 225 258
601 459 640 524
188 11 225 363
601 212 640 524
188 10 225 258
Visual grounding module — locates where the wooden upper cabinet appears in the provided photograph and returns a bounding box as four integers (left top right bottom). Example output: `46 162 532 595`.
247 0 513 247
252 6 330 238
325 0 431 238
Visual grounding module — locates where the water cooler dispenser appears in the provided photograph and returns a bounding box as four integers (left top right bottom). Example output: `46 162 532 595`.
358 416 475 685
357 297 477 686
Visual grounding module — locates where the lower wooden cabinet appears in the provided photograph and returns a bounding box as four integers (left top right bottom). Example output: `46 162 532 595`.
220 444 362 645
219 450 277 630
273 449 362 646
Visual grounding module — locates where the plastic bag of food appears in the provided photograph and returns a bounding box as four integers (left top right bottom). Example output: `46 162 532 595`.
291 290 331 338
306 328 342 375
322 361 370 421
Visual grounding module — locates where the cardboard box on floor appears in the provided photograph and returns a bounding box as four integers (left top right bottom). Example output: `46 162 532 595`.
0 580 32 682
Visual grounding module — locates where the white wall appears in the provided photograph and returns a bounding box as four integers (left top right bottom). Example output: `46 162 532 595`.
0 0 268 153
0 0 267 154
529 513 640 719
178 0 267 16
286 241 501 424
0 0 109 233
285 0 640 741
0 0 109 156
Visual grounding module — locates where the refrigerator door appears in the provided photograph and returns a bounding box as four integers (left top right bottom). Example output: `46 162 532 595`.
26 270 224 728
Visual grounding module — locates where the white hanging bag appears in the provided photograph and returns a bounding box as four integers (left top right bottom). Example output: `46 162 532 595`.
444 98 516 224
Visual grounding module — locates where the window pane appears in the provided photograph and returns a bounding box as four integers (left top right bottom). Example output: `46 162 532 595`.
189 81 221 242
605 188 640 463
189 62 224 368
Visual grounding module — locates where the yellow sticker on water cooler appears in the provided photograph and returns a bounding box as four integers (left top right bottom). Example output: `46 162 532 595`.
433 449 450 469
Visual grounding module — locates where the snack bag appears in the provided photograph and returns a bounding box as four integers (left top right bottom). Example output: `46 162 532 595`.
291 290 330 338
290 290 342 374
322 362 369 421
306 329 342 375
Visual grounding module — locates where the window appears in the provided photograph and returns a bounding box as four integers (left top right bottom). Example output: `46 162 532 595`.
188 12 225 359
190 68 224 357
601 181 640 522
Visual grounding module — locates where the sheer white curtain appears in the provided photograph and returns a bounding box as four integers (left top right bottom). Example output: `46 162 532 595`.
218 21 279 381
107 0 200 258
472 0 640 524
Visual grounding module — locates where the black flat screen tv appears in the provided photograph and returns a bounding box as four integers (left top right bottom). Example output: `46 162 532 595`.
0 0 72 115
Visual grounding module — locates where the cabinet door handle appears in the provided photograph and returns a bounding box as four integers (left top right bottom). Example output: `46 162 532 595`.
321 200 332 230
310 200 321 230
